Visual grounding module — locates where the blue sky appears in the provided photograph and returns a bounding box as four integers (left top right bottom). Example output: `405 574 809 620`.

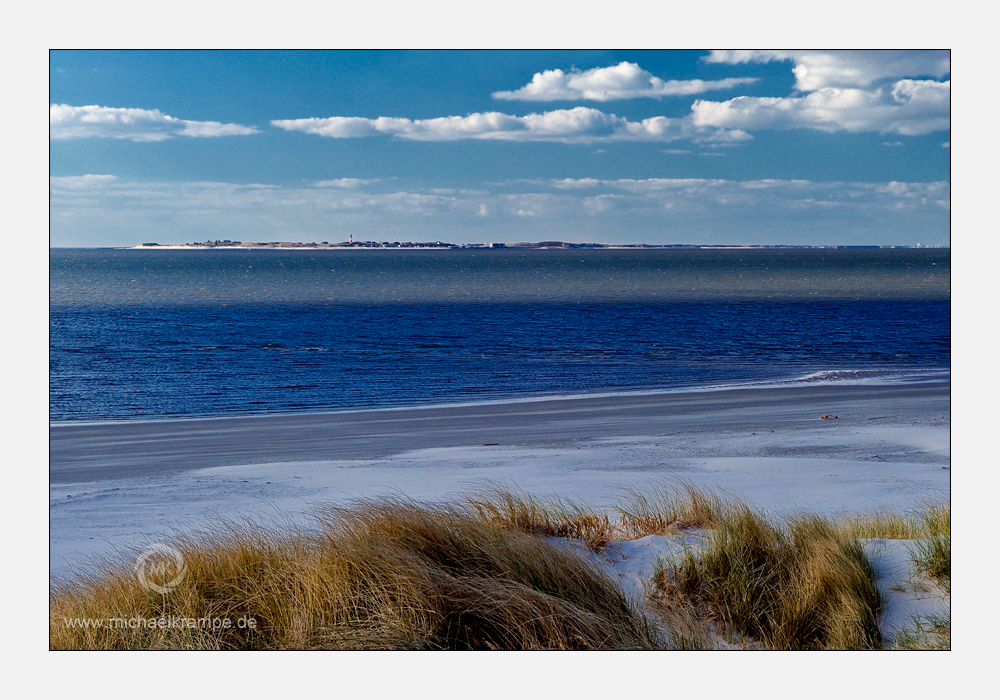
50 50 950 246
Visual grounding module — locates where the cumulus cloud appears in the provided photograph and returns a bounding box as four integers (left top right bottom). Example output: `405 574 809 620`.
704 50 950 91
271 52 948 146
691 79 950 136
50 104 259 141
492 62 757 101
273 106 750 144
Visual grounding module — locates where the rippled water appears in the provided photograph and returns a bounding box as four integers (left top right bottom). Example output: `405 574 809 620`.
50 248 950 421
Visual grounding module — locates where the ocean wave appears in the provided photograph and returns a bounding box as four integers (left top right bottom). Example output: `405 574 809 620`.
786 368 949 386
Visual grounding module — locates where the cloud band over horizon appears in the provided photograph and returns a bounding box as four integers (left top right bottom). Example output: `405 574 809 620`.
50 174 949 247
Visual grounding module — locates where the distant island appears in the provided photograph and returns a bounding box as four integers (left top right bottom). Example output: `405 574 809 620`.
130 239 940 250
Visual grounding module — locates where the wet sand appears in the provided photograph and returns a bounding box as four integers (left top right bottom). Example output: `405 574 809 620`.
51 380 949 484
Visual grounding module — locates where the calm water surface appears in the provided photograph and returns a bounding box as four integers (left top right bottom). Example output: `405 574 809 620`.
50 249 950 421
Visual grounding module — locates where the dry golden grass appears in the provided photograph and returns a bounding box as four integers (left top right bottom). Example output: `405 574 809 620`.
913 536 950 589
911 502 951 588
467 487 616 549
51 498 661 650
842 512 927 540
839 501 950 541
469 482 737 548
919 503 951 539
654 504 883 650
51 485 948 651
616 482 734 538
838 501 950 589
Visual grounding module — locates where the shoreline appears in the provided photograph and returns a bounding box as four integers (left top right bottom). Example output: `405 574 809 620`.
50 368 949 428
51 377 950 483
50 376 950 579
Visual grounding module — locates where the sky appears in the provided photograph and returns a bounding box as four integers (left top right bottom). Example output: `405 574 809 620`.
49 50 951 247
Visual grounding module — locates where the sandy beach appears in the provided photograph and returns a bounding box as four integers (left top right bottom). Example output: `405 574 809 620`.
51 377 949 579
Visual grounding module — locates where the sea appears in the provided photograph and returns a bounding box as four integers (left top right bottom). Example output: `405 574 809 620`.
50 248 950 422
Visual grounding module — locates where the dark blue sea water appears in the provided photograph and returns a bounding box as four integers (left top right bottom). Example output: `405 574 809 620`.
50 248 950 422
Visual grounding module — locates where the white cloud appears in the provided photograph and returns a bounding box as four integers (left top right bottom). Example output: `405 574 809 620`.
551 178 602 189
662 149 691 155
270 52 949 147
882 142 904 147
313 178 381 188
492 61 757 101
50 104 258 142
581 194 621 214
704 50 950 91
532 177 948 209
539 177 727 193
49 174 118 188
272 106 751 144
691 80 950 136
941 142 950 148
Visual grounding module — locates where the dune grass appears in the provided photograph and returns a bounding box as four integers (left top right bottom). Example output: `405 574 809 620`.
467 487 616 549
839 501 950 589
913 535 951 589
51 498 661 651
653 504 884 650
616 483 733 538
890 613 950 650
469 482 736 548
51 485 948 651
911 504 951 588
839 501 950 541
